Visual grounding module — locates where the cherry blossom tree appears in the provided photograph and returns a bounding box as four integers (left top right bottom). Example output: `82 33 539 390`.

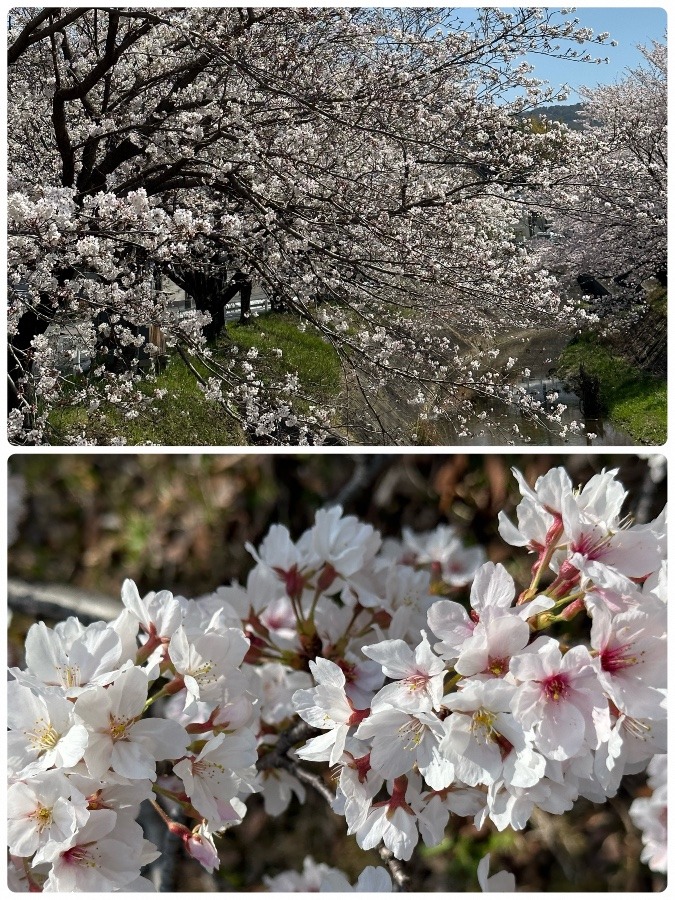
536 40 666 309
8 7 617 445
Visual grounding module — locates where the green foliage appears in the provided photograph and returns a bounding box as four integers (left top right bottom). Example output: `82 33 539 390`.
418 826 517 890
646 284 667 315
559 333 667 445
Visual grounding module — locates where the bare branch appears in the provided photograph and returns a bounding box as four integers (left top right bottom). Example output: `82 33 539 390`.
256 720 320 771
378 847 411 892
327 455 390 511
8 577 120 625
8 8 93 66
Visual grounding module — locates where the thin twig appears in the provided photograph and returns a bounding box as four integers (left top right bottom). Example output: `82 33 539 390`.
327 455 390 512
378 847 411 892
256 720 410 891
256 720 320 770
270 753 337 806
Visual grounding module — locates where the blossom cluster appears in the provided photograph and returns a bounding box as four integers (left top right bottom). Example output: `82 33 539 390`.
7 466 666 890
285 468 666 862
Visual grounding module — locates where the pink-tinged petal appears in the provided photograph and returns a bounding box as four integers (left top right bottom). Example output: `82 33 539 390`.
74 686 112 730
56 723 89 768
603 528 662 579
24 622 67 682
497 511 528 547
149 591 184 637
471 563 515 612
356 807 388 849
478 853 516 892
509 647 549 683
168 626 191 671
420 743 455 791
455 634 488 677
559 643 594 675
121 579 149 624
427 673 445 710
173 757 195 794
414 633 444 675
517 595 555 619
385 807 418 860
489 615 530 657
579 470 624 519
128 719 189 761
510 682 543 730
291 688 332 728
37 809 118 865
6 681 37 731
186 829 219 873
329 724 350 767
84 734 115 779
309 657 346 689
296 729 340 762
370 736 415 780
106 666 149 719
427 600 473 659
72 623 121 678
370 681 423 713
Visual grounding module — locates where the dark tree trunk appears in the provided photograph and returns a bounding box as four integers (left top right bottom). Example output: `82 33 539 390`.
8 298 54 415
577 364 603 418
654 265 667 287
238 275 252 325
167 267 253 339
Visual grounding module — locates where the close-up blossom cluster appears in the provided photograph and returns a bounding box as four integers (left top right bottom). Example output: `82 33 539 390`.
7 463 667 891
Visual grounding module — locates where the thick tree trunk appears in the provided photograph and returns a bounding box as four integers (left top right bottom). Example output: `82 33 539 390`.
167 267 252 339
8 300 53 415
238 276 252 325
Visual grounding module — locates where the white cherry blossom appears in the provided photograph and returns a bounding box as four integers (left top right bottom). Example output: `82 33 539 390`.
73 666 189 780
510 639 608 761
363 632 446 712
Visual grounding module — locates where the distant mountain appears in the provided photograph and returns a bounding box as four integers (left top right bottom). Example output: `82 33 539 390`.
527 103 586 130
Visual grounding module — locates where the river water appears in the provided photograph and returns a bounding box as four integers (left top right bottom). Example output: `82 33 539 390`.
463 374 634 446
432 326 634 446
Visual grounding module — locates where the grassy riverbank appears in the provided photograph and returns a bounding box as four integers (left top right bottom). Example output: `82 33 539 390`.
558 332 666 445
48 313 341 445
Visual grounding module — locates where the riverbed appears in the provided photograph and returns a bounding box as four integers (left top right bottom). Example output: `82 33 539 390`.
415 325 635 446
459 326 634 446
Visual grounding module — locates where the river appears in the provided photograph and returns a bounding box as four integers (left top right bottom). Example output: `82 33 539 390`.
339 324 635 446
458 326 634 446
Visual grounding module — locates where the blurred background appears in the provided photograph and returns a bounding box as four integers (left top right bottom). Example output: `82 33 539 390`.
6 452 667 891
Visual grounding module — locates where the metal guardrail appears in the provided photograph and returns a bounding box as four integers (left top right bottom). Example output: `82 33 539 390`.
44 285 272 371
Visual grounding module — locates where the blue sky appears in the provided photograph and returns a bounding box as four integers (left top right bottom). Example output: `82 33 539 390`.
521 7 668 100
453 7 667 102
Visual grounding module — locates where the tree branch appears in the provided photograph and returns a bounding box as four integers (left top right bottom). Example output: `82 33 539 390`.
8 577 120 625
256 720 320 771
8 8 93 66
378 847 412 892
256 720 410 890
327 455 390 512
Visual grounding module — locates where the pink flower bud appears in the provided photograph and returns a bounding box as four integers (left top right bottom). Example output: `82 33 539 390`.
185 828 219 873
